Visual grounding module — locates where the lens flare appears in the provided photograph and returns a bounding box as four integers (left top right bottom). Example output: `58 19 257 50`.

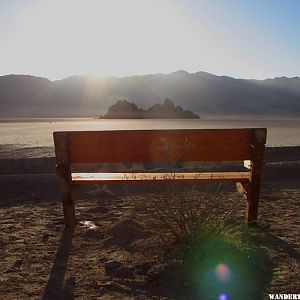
215 263 231 282
218 293 229 300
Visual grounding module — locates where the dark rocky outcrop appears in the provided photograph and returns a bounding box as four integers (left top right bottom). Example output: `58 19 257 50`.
101 98 199 119
102 100 143 119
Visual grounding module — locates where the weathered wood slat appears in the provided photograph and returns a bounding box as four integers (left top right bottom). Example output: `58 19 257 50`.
62 129 263 163
71 171 251 184
69 145 252 163
67 129 253 147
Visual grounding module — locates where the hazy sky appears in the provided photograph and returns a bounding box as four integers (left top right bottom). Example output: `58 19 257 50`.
0 0 299 80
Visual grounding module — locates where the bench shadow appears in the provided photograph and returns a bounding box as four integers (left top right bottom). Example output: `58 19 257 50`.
255 224 300 262
42 227 75 300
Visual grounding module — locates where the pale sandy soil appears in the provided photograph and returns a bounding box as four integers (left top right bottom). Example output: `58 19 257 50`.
0 147 299 299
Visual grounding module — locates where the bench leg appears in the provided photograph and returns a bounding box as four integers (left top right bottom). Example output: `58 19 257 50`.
245 176 261 223
61 181 77 227
245 129 266 223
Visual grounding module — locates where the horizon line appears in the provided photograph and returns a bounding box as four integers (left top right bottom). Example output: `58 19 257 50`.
1 70 300 82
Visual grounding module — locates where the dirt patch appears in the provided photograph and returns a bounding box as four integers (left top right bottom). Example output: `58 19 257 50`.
106 219 150 247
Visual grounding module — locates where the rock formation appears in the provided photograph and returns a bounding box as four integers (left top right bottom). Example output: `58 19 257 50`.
100 98 199 119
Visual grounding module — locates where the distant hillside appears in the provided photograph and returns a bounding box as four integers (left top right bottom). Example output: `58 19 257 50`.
101 98 199 119
0 71 300 117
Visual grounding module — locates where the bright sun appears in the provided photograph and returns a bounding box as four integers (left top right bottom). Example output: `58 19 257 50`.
1 0 209 79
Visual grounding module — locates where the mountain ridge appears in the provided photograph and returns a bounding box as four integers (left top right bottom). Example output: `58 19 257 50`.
0 71 299 117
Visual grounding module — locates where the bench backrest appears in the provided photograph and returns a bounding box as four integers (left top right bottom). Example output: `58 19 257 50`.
53 128 267 166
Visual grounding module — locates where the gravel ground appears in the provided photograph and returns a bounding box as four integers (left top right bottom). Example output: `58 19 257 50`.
0 147 299 299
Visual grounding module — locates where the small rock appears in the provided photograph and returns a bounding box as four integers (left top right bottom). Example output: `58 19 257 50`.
96 281 113 289
42 234 49 242
86 206 109 214
14 259 22 269
134 262 151 275
85 229 101 239
106 218 148 245
147 263 167 281
103 259 122 270
9 235 21 241
79 220 97 229
99 256 108 263
112 266 134 279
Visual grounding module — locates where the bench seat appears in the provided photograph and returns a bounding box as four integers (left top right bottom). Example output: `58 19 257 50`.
71 171 251 184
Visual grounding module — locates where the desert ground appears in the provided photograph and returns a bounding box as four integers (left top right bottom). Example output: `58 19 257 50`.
0 145 299 299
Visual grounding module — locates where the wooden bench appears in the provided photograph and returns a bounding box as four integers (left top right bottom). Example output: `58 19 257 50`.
53 128 267 227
